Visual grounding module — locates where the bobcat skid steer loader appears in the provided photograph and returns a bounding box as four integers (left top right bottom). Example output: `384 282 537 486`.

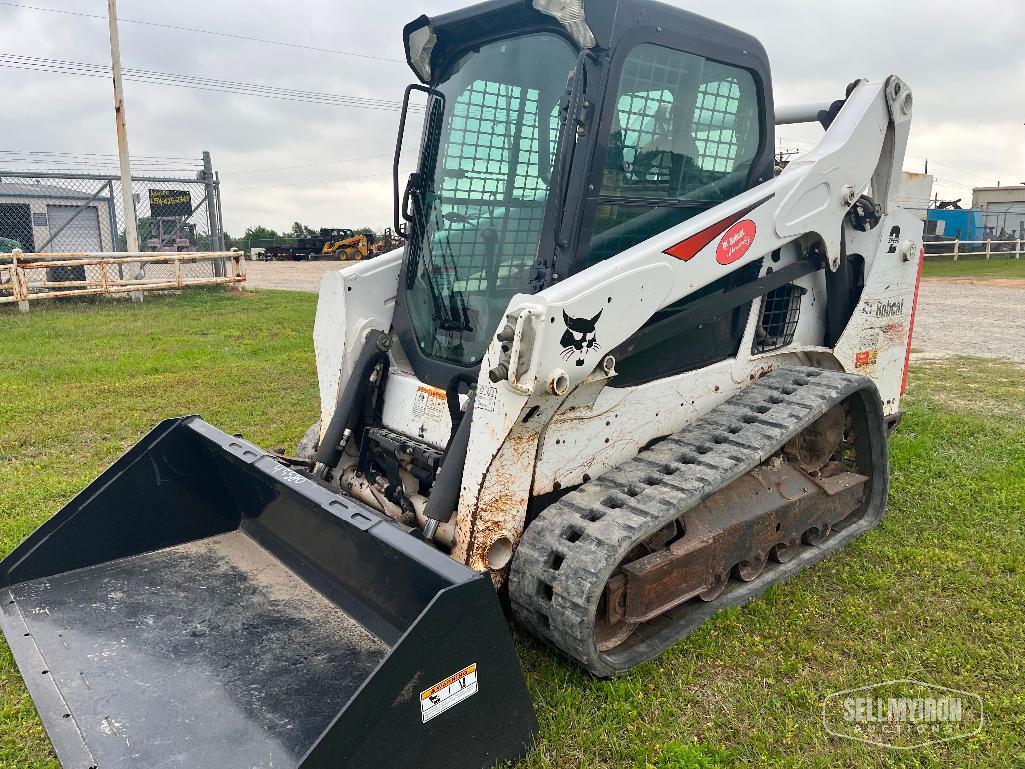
0 1 923 768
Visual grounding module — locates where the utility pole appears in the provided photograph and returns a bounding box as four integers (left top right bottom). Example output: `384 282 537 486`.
108 0 143 301
107 0 139 255
201 151 220 262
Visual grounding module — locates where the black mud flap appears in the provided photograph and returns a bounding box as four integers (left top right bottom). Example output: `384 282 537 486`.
0 417 536 769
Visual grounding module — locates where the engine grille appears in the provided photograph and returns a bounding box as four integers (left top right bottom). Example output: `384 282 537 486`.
753 283 805 354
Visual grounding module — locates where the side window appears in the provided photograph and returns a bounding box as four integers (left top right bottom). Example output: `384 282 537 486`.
440 79 552 219
424 77 565 295
585 45 761 267
693 75 749 174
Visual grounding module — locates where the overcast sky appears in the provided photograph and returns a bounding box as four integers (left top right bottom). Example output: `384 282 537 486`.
1 0 1023 236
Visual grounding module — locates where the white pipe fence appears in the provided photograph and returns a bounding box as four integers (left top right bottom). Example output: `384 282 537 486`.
0 249 245 312
925 239 1022 261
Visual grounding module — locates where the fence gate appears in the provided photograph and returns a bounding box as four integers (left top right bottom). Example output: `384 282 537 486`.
0 151 236 310
0 151 224 256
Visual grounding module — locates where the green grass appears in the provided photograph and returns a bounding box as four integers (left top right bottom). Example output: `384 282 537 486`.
923 257 1025 281
2 292 1024 769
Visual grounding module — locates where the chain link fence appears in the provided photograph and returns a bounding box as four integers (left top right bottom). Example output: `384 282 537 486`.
0 152 224 256
0 151 241 311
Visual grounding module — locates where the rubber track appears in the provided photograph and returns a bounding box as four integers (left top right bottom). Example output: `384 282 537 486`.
509 367 889 677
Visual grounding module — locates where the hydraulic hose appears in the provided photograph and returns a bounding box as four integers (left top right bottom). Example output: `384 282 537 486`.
314 329 392 478
422 392 476 537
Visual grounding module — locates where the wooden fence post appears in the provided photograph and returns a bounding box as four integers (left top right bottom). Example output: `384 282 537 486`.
12 250 29 314
953 240 960 261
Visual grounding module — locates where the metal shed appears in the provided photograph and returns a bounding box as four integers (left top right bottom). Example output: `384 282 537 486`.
0 181 116 253
971 185 1025 239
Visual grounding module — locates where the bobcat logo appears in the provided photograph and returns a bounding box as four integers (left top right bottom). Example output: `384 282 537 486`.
560 310 602 367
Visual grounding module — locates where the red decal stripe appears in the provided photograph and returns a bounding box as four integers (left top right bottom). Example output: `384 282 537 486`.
663 195 774 262
901 248 925 396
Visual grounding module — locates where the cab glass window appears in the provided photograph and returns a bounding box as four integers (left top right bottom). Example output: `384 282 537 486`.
586 44 762 267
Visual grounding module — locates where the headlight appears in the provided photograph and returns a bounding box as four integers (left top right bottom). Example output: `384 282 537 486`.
406 21 438 82
532 0 596 49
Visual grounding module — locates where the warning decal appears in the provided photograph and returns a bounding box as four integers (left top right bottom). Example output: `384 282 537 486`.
420 663 478 724
412 385 447 425
855 350 879 368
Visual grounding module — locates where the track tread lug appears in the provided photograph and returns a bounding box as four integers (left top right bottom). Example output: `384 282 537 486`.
509 366 888 677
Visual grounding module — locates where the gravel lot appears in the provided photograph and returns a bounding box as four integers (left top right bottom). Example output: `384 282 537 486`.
244 261 1025 363
915 280 1025 363
245 259 345 292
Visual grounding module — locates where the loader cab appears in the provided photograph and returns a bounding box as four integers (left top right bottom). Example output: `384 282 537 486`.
393 0 775 388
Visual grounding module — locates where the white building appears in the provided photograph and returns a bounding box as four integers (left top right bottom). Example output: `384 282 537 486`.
0 182 116 253
972 185 1025 239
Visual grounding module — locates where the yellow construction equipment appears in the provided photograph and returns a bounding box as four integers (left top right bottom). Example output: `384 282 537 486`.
321 228 373 260
262 228 375 261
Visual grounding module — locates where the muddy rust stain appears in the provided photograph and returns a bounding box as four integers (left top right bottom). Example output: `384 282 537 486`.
455 428 538 578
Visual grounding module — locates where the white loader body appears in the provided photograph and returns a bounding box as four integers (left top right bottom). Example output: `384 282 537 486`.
314 76 923 573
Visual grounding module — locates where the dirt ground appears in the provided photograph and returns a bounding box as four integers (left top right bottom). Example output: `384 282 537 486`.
244 259 349 292
243 261 1025 363
914 280 1025 362
923 276 1025 290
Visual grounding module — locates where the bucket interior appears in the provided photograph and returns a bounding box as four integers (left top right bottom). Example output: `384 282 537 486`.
8 530 390 769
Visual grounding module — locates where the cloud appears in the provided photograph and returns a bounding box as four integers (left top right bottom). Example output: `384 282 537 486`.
1 0 1022 233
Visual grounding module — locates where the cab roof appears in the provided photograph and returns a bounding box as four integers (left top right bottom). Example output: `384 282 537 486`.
404 0 769 85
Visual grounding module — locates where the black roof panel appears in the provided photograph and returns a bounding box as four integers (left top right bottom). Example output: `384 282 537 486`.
405 0 768 84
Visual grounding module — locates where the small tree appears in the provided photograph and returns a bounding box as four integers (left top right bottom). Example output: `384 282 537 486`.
289 221 317 238
242 225 281 244
117 217 155 251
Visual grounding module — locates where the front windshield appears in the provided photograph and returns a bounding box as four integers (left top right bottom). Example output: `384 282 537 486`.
404 33 577 367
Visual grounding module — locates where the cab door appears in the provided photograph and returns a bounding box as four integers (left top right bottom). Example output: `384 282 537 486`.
570 37 773 385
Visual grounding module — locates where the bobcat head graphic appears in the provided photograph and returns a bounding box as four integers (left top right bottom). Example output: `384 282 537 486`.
560 310 603 367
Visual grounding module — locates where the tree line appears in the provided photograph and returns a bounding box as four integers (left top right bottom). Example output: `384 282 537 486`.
225 221 379 248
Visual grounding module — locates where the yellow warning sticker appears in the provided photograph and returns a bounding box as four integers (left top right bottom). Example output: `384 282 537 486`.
420 663 478 723
412 385 447 424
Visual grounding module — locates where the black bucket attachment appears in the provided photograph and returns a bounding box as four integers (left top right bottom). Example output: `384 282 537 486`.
0 417 536 769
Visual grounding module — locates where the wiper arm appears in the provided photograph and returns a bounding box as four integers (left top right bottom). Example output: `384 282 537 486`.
413 208 474 334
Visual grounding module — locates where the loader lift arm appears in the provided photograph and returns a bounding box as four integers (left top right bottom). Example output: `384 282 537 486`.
451 73 917 573
499 76 913 387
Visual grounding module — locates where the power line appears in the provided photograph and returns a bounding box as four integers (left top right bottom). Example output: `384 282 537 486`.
933 178 975 191
778 135 997 190
0 149 195 162
913 158 995 186
776 136 817 148
0 1 406 64
0 52 423 112
0 52 407 108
